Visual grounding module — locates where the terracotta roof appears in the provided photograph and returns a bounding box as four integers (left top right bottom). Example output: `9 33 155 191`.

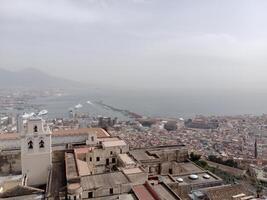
52 128 110 138
76 159 91 176
74 147 94 155
204 184 253 200
102 140 127 148
0 128 110 141
0 133 19 140
132 184 157 200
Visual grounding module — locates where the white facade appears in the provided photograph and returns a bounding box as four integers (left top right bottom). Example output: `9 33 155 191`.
20 118 52 186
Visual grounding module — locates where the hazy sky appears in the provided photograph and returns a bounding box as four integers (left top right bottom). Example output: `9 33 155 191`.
1 0 267 89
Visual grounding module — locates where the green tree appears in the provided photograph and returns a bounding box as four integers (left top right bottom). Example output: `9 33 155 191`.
190 152 201 162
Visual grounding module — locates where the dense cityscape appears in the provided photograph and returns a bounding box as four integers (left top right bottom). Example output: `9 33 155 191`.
0 88 266 199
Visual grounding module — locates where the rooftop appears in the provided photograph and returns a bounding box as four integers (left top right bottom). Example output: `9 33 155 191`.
102 140 127 148
175 162 204 174
132 184 157 200
65 153 79 181
0 133 19 140
0 128 110 141
122 167 143 175
118 154 136 166
130 149 158 161
91 194 136 200
53 128 110 138
200 184 253 200
172 171 221 186
81 172 129 191
151 183 181 200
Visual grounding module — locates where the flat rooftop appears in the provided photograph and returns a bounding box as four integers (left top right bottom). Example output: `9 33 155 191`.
81 172 129 191
118 154 136 166
74 147 94 154
152 183 181 200
122 167 143 175
160 175 176 184
102 140 127 148
53 128 110 138
132 184 157 200
172 172 221 186
175 162 204 174
65 153 79 181
91 194 136 200
132 144 186 151
130 149 158 161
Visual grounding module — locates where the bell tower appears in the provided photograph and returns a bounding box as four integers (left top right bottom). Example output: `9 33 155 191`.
20 117 52 186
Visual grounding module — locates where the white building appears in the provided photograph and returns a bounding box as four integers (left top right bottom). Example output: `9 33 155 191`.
20 117 52 186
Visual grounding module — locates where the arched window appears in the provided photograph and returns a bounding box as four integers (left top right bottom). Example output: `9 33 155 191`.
34 125 38 133
39 140 44 148
28 140 33 149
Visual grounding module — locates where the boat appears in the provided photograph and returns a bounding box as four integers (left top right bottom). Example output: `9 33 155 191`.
38 109 48 116
75 104 83 109
86 101 93 105
22 112 35 119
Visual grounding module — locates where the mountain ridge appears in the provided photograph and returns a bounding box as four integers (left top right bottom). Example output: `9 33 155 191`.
0 68 84 89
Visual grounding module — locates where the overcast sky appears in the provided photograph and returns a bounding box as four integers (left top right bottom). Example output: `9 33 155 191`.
1 0 267 90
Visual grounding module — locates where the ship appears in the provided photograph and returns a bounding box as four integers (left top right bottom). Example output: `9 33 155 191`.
38 109 48 116
75 104 83 109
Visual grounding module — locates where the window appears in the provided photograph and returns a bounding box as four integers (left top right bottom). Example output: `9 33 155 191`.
28 140 33 149
110 188 113 195
39 140 44 148
34 125 38 133
96 157 100 162
88 192 93 198
120 149 122 154
106 158 109 165
110 151 113 155
112 158 116 163
91 136 94 141
89 157 92 162
169 168 173 174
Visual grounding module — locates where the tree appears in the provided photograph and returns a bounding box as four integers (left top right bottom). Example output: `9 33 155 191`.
196 160 207 168
190 152 201 162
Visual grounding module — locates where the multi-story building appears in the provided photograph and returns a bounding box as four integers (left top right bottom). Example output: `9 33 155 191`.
0 118 256 200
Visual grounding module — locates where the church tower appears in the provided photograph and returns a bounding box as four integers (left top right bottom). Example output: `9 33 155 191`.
20 117 52 186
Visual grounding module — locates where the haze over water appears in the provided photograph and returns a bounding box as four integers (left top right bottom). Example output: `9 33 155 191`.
2 0 267 119
29 88 267 119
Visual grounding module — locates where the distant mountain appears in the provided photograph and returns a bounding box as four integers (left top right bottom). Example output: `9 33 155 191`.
0 68 83 89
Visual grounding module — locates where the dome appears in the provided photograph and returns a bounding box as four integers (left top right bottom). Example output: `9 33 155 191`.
176 178 184 183
203 174 211 179
189 174 199 180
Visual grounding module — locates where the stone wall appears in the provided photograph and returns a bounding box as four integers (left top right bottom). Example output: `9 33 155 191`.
0 151 21 175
